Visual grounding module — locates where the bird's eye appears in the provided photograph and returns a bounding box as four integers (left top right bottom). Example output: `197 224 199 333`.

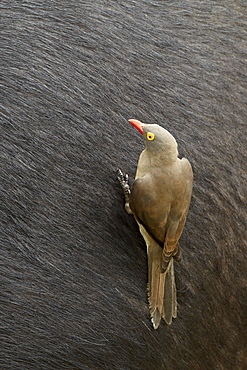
146 132 155 141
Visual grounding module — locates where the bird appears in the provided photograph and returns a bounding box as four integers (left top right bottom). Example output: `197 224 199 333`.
118 119 193 329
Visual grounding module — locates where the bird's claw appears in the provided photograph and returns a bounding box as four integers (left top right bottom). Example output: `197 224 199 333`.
117 169 131 196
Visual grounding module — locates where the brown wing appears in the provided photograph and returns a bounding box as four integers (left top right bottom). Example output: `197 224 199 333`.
162 158 193 267
130 173 171 246
130 158 193 264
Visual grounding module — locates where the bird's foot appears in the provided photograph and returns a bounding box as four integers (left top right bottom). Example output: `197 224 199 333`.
117 169 132 214
117 169 131 197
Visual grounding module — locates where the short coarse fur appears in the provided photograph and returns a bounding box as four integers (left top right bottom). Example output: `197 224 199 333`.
1 1 246 369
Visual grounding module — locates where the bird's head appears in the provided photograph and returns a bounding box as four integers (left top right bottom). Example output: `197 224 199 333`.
129 119 178 161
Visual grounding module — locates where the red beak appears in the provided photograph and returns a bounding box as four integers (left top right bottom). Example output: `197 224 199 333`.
128 119 145 135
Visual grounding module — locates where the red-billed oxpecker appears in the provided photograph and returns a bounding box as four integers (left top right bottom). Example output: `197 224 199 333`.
118 119 193 329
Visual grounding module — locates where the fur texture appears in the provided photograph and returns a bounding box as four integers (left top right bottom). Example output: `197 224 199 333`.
1 0 246 369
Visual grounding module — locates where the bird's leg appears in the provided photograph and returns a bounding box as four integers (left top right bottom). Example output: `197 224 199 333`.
117 168 131 202
117 169 133 214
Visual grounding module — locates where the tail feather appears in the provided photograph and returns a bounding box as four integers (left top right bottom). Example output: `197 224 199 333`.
139 225 177 329
148 244 177 328
151 308 161 330
162 258 177 324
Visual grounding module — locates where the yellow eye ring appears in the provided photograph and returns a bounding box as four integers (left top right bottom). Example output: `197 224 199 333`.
146 132 155 141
